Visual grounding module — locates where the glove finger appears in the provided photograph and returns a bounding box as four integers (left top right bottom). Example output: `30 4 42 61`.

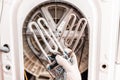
56 55 71 71
71 53 78 66
64 48 72 54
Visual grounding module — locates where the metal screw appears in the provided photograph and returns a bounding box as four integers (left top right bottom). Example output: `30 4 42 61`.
5 65 11 70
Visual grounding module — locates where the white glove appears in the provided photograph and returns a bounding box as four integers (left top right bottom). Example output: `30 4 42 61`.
56 53 82 80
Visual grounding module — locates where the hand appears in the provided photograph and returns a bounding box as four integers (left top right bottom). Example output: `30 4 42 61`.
56 53 82 80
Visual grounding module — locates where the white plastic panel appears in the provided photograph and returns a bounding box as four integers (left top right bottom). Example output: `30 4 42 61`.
0 0 4 80
0 42 3 80
0 0 2 20
0 0 24 80
115 14 120 80
0 1 3 80
0 0 119 80
115 65 120 80
0 55 2 80
116 19 120 64
0 1 16 80
116 41 120 63
98 0 120 80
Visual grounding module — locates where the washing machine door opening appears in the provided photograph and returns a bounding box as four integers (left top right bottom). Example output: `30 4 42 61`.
22 1 89 80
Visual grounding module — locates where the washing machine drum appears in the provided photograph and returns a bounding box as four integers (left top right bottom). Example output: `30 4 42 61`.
23 1 89 79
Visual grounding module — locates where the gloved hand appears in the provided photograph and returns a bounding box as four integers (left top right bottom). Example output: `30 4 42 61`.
56 53 82 80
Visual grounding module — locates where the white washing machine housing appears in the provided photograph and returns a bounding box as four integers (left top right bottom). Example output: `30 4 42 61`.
0 0 120 80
